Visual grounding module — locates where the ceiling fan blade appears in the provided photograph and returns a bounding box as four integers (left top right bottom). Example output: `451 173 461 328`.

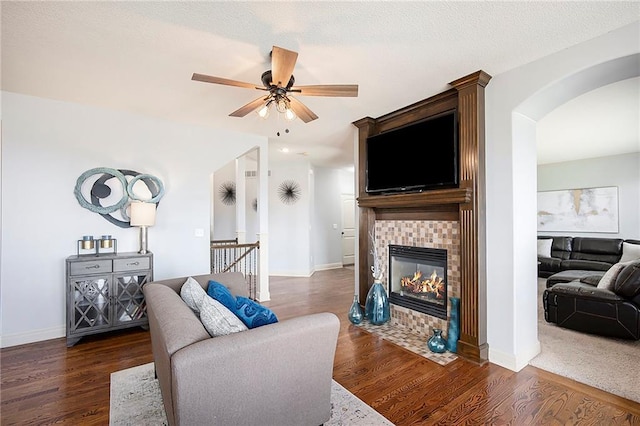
229 96 268 117
291 85 359 97
288 97 318 123
192 73 257 90
271 46 298 87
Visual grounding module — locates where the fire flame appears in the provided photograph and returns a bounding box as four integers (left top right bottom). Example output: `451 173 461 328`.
400 269 445 299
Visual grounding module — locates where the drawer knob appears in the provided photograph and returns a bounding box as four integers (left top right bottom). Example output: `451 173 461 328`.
127 261 140 266
85 264 100 270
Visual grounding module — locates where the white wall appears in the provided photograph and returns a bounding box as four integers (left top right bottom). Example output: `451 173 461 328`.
212 160 237 241
538 153 640 239
485 22 639 371
210 159 353 275
0 91 267 347
312 167 355 270
244 158 260 243
268 160 312 276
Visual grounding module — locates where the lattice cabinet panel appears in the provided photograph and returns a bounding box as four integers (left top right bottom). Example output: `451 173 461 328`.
114 274 150 324
71 277 111 330
66 252 153 346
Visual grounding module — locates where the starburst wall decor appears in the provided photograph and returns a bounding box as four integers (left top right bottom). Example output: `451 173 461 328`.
278 180 301 205
218 181 236 205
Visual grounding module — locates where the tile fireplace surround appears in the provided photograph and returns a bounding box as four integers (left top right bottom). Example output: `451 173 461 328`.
374 219 461 341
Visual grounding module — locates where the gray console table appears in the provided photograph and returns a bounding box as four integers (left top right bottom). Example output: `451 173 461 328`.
66 252 153 346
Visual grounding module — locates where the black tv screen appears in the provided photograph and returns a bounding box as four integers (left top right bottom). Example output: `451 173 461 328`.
365 110 459 194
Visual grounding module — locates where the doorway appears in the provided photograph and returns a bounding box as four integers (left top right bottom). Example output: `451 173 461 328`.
341 194 355 266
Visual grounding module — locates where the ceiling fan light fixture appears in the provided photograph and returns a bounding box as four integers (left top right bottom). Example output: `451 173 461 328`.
192 45 358 124
276 97 288 113
257 103 270 119
284 107 296 121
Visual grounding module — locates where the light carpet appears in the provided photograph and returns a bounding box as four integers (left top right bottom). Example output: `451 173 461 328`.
531 278 640 403
110 362 395 426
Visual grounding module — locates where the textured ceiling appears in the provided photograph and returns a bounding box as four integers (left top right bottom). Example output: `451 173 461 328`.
2 2 638 168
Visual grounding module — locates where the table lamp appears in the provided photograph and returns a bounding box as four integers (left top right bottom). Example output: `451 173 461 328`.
130 202 156 254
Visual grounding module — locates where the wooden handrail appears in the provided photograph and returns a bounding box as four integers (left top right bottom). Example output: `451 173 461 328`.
211 241 260 250
210 238 238 245
210 240 260 299
220 243 259 272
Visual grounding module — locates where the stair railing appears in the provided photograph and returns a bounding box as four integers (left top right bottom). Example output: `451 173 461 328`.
210 238 259 300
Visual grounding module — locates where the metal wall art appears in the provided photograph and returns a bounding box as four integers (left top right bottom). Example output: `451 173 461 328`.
74 167 164 228
219 181 236 205
278 179 301 205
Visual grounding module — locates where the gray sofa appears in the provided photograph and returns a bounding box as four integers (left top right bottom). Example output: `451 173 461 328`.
143 272 340 426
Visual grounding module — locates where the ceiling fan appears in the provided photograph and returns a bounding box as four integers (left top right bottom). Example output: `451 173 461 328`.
192 45 358 123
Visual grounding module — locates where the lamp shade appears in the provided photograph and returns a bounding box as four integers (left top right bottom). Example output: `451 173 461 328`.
130 202 156 226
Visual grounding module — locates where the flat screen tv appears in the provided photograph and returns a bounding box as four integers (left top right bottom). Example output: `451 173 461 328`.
365 110 458 194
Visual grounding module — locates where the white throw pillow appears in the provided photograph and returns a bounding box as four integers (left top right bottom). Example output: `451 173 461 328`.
597 260 634 291
619 242 640 263
537 239 553 257
180 277 206 313
199 296 248 337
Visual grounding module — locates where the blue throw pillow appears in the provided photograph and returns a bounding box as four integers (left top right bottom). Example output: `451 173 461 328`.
207 280 237 312
233 296 278 329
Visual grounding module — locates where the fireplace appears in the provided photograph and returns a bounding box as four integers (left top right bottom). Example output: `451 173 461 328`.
388 245 448 319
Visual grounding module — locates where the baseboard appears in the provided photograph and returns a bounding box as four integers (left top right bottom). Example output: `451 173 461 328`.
269 270 313 277
314 262 344 271
488 340 541 372
0 325 65 348
255 289 271 302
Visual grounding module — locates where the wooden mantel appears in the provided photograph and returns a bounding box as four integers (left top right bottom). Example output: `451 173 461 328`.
353 70 491 364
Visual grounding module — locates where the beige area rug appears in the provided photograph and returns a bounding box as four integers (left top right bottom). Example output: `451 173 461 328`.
531 278 640 403
110 362 395 426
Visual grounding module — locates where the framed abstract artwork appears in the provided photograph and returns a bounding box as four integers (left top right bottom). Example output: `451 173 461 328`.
537 186 619 233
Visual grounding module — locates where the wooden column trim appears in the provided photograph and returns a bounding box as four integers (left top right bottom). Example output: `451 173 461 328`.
450 70 491 362
353 118 377 305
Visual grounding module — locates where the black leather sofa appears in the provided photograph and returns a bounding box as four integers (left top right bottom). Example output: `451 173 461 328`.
538 236 640 278
543 260 640 340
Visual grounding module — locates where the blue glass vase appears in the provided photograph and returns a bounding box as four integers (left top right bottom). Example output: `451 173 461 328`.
446 297 460 353
348 295 363 325
427 328 447 353
365 280 390 325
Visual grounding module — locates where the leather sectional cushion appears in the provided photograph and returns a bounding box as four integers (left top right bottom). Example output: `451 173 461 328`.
546 270 605 288
550 236 573 260
596 262 633 291
579 275 602 286
543 283 640 340
548 281 623 301
570 237 623 264
539 257 562 274
614 261 640 298
560 259 612 272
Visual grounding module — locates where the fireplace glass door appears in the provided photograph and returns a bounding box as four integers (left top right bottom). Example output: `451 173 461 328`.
388 245 448 319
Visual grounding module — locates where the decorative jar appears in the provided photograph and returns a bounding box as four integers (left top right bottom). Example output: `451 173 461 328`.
348 295 364 325
365 279 390 325
427 328 447 353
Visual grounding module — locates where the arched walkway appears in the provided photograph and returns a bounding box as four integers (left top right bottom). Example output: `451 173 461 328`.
485 22 639 371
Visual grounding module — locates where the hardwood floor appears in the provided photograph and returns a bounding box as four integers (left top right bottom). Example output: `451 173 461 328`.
2 267 639 425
